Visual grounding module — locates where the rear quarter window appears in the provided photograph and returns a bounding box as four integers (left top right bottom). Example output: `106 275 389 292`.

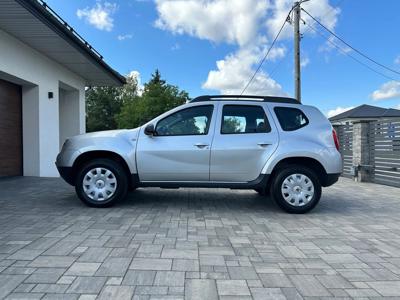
274 107 309 131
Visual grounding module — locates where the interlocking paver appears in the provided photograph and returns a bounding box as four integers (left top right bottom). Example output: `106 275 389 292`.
366 281 400 296
172 259 199 272
130 258 172 270
31 283 69 293
259 273 293 288
42 294 79 300
185 279 218 300
199 255 225 266
0 177 400 299
227 266 259 280
77 247 112 263
122 270 156 285
66 262 101 276
95 257 131 276
29 256 75 268
25 268 65 284
161 249 198 260
217 279 251 296
154 271 185 286
97 285 135 300
289 274 331 297
0 275 27 299
67 276 107 294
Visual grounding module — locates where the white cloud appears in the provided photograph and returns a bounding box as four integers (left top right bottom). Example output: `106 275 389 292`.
326 106 354 118
155 0 268 47
77 2 117 31
394 104 400 109
127 71 144 96
154 0 340 95
301 57 310 68
318 35 351 54
266 0 340 39
117 34 133 41
371 81 400 101
395 56 400 65
202 46 286 96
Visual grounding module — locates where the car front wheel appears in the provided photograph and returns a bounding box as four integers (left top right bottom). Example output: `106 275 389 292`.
271 166 321 214
75 158 128 207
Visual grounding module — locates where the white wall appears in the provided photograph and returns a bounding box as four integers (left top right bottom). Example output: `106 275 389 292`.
0 28 86 177
59 88 81 149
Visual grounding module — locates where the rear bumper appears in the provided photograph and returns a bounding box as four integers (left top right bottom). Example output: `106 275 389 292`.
56 165 74 186
321 173 341 187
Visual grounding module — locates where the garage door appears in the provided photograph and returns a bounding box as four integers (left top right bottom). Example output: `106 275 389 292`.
0 79 22 177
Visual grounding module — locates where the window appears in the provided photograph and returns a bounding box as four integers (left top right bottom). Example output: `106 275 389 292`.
274 107 309 131
221 105 271 134
156 105 213 136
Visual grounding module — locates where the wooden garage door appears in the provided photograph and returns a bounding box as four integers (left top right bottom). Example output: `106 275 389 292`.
0 79 22 177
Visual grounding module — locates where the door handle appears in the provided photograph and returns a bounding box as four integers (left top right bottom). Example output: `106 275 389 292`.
257 142 271 147
194 143 209 149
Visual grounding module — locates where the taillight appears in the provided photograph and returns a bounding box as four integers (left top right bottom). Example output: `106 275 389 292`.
332 129 340 151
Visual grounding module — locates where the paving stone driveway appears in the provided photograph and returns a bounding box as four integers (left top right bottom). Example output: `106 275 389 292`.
0 177 400 300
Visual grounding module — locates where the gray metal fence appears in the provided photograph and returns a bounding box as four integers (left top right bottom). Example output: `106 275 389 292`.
370 119 400 187
335 123 353 178
335 119 400 187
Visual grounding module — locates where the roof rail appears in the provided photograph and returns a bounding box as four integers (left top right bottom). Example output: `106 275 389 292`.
190 95 300 104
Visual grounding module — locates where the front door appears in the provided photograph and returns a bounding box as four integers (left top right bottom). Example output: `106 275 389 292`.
136 104 216 182
210 103 278 182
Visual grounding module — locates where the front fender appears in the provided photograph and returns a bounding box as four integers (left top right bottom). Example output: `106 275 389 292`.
56 132 138 174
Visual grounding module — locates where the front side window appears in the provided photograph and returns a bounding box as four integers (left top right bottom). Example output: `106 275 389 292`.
156 105 213 136
274 107 309 131
221 105 271 134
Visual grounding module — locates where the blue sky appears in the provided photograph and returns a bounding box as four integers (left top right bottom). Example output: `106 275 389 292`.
45 0 400 116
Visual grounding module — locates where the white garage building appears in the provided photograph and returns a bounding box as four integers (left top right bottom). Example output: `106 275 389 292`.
0 0 125 178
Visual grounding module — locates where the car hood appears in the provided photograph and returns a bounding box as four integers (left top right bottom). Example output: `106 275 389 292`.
67 128 140 144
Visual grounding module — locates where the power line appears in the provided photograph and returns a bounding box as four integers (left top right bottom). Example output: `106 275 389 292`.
302 8 400 77
266 1 343 81
304 22 398 82
240 8 293 95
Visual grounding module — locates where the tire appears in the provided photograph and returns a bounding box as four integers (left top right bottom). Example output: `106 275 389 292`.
270 165 321 214
75 158 128 208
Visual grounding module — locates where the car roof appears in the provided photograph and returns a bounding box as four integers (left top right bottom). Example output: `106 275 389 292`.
190 95 300 104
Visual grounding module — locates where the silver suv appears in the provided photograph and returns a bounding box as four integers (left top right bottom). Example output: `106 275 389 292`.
56 95 342 213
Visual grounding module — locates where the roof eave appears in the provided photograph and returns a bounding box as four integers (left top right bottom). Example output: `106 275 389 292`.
15 0 126 86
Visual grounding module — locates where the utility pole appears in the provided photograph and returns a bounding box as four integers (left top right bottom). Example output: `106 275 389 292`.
293 0 309 103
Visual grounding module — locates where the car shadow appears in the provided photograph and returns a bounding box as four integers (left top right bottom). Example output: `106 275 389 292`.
1 177 396 217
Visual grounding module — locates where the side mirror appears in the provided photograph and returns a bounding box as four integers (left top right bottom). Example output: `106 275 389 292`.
144 124 156 136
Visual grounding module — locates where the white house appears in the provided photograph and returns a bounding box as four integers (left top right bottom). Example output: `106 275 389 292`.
0 0 125 178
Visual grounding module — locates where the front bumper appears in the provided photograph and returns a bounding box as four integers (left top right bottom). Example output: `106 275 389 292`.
56 165 75 186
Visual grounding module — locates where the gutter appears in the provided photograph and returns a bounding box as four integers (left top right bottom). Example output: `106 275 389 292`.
15 0 126 85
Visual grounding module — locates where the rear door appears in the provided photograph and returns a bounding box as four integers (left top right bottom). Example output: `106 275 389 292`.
210 102 279 182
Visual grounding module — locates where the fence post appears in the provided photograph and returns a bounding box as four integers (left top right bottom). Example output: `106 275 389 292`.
352 121 372 182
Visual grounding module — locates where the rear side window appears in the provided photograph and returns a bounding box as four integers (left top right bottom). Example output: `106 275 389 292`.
221 105 271 134
274 107 309 131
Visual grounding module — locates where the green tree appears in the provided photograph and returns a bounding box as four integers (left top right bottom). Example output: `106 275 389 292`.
86 86 121 132
86 73 139 132
222 117 243 133
117 70 190 128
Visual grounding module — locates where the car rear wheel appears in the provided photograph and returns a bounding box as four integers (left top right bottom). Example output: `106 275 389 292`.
271 165 321 214
75 159 128 207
